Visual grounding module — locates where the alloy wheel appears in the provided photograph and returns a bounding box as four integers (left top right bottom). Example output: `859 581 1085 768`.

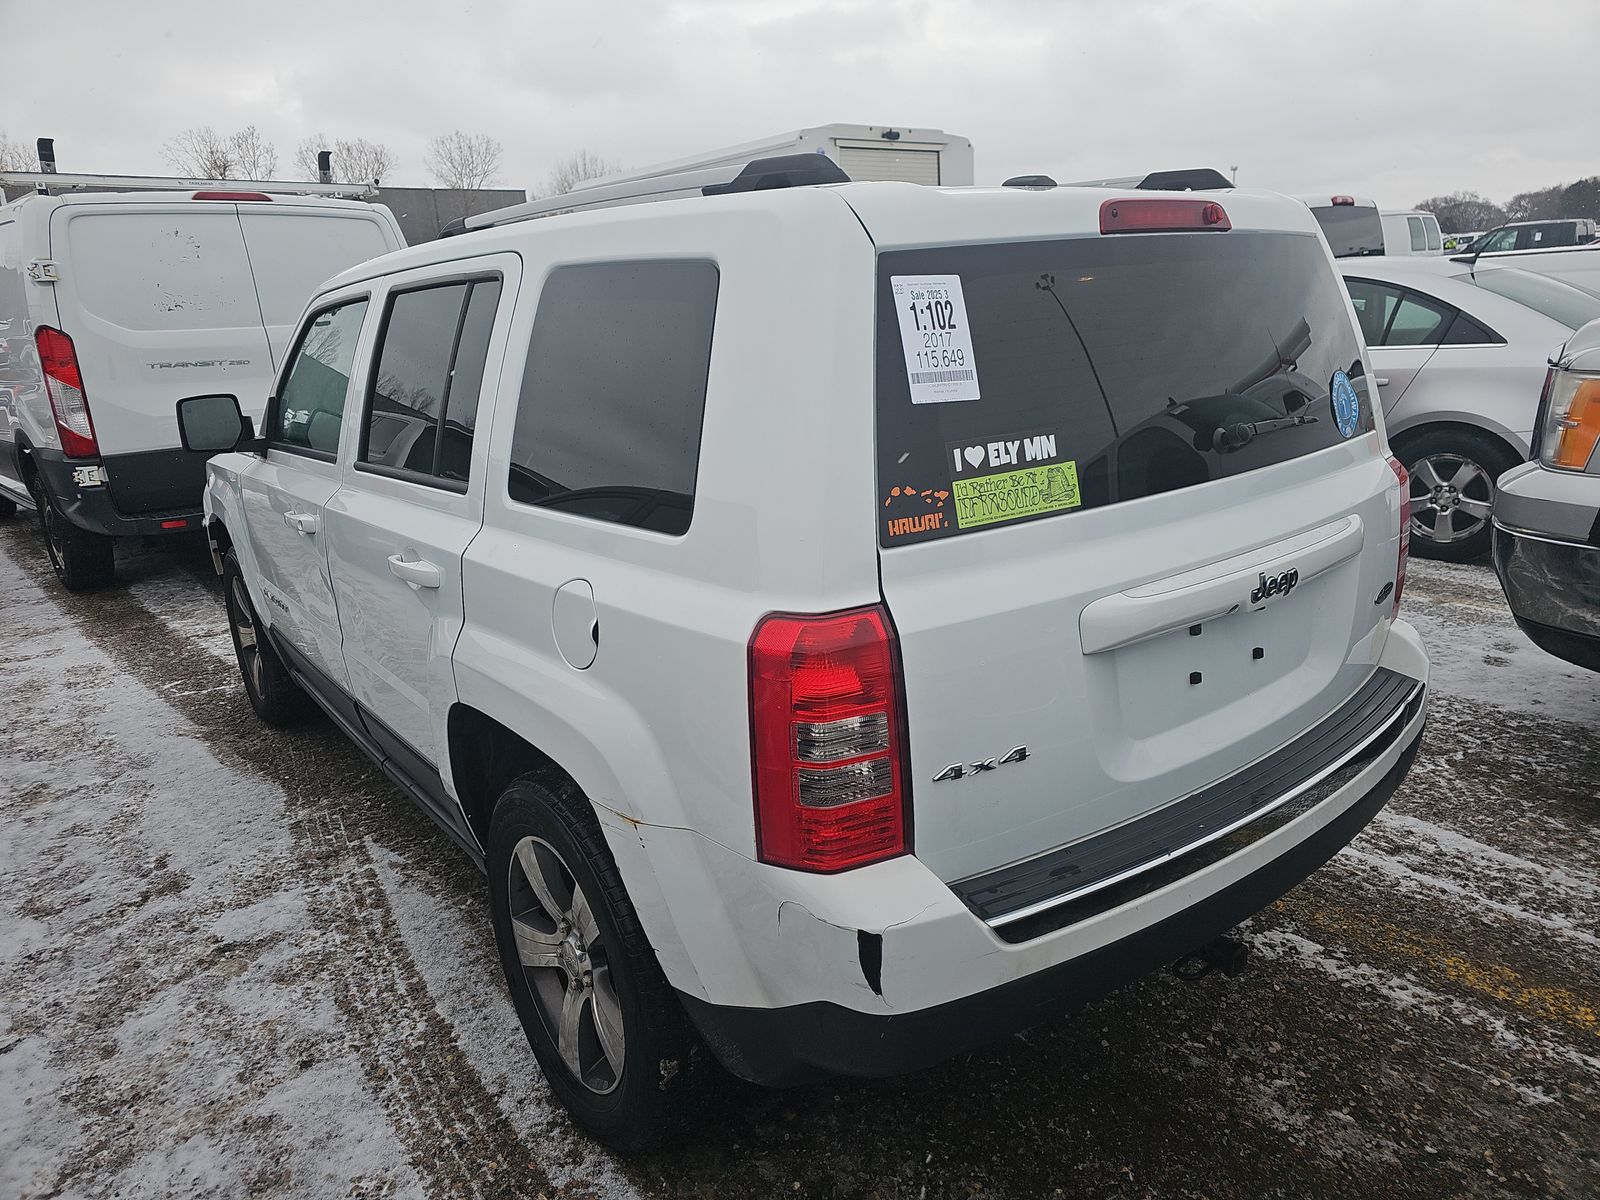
507 836 626 1094
1408 453 1493 547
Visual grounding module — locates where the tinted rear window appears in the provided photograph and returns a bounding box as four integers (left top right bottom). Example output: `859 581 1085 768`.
1309 205 1385 258
1470 269 1600 331
876 232 1372 546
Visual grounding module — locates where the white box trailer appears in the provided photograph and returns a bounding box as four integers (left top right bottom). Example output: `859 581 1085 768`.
590 124 974 190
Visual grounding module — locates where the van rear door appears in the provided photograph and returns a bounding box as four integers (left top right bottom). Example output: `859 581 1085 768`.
865 222 1402 885
236 206 399 371
49 203 274 509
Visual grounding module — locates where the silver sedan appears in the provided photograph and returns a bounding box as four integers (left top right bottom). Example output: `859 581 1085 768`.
1338 257 1600 560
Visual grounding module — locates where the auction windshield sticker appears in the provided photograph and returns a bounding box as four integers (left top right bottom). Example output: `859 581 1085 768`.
890 275 981 404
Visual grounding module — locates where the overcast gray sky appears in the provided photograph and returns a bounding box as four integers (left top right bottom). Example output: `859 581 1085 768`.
7 0 1596 205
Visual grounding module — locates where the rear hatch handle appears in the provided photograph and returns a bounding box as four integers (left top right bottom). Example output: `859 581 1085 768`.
1079 515 1364 654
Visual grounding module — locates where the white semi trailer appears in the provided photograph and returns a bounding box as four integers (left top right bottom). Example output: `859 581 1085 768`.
586 124 974 190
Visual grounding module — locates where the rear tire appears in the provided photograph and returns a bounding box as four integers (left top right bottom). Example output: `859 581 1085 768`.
487 775 708 1153
30 475 114 591
222 548 308 727
1398 429 1519 563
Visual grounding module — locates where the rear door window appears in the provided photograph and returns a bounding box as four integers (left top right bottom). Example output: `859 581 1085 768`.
1344 278 1401 344
876 232 1371 545
1408 217 1427 252
271 298 369 455
507 260 718 535
1309 205 1385 257
62 211 258 331
358 276 501 486
1384 293 1455 346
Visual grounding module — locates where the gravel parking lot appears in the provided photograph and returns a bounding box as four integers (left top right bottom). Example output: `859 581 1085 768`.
2 518 1596 1200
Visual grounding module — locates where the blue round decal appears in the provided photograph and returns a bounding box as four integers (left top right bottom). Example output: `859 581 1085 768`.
1330 370 1361 439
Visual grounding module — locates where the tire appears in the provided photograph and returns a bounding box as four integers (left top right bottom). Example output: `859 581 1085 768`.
29 474 115 591
1398 429 1520 563
488 775 708 1152
222 548 308 727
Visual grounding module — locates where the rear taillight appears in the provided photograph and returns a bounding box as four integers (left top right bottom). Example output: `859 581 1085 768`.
1387 454 1409 618
749 605 909 872
36 326 99 458
1100 198 1230 234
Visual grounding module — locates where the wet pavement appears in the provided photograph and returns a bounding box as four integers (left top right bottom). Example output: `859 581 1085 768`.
1 516 1596 1200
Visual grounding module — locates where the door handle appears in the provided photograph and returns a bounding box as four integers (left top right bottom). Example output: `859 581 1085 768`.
1375 377 1390 386
284 510 320 534
387 554 443 589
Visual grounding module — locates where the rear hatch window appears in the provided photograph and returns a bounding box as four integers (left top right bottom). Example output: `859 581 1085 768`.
1309 204 1385 257
876 231 1373 546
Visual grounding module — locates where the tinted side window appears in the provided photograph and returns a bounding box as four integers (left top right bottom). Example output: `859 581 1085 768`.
272 299 369 454
1441 312 1499 345
1481 229 1518 252
362 283 468 476
1343 278 1401 345
360 277 502 485
1385 292 1456 346
508 261 719 535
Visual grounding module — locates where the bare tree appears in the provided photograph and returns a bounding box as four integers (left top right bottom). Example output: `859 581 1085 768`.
425 131 503 190
1505 186 1564 222
1415 192 1507 235
293 135 397 185
228 125 278 180
163 126 238 179
0 131 32 171
540 149 617 197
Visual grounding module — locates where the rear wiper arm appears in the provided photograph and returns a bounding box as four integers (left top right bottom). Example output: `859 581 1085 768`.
1212 413 1318 452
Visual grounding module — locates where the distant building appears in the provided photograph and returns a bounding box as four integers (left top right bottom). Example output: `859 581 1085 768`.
372 186 528 243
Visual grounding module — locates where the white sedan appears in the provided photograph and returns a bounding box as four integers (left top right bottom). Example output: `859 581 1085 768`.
1338 257 1600 560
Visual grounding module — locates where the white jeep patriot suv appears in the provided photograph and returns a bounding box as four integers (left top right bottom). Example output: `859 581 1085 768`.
186 157 1430 1150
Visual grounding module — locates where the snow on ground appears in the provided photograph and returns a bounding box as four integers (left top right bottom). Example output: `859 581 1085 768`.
1 527 1596 1200
0 543 426 1199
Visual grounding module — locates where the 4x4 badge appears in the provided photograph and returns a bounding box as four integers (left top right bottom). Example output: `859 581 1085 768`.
934 745 1029 782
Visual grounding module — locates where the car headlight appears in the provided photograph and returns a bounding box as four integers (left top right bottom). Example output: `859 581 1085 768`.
1539 368 1600 473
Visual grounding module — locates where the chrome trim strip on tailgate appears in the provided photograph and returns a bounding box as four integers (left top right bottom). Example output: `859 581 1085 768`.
1078 514 1365 654
953 668 1425 932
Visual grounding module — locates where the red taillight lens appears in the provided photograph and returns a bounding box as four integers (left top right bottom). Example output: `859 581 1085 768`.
750 606 909 872
1100 198 1230 234
1331 195 1356 206
1387 454 1409 618
36 326 99 458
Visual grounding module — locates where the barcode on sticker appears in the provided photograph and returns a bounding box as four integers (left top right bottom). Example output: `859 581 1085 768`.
910 368 976 384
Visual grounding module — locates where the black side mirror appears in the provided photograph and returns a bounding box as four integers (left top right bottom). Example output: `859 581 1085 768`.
176 394 257 454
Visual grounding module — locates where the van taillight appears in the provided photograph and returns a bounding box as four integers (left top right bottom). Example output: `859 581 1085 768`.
1331 195 1356 206
192 191 272 202
749 606 909 872
1100 198 1230 234
1387 454 1409 618
36 326 99 459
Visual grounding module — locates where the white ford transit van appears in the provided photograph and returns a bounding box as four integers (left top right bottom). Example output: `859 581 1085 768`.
0 186 405 589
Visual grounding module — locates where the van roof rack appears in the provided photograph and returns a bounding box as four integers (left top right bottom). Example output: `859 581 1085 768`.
0 170 377 201
442 152 851 237
1062 168 1233 192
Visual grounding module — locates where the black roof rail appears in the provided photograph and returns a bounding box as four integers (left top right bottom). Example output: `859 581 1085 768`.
701 153 849 195
450 152 854 237
1135 168 1233 191
1002 175 1057 189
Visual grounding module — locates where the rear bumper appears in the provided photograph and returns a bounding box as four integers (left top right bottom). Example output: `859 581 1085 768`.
648 621 1430 1086
681 724 1422 1086
31 446 205 538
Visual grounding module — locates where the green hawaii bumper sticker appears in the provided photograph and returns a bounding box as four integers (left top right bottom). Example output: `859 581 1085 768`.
952 461 1081 530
